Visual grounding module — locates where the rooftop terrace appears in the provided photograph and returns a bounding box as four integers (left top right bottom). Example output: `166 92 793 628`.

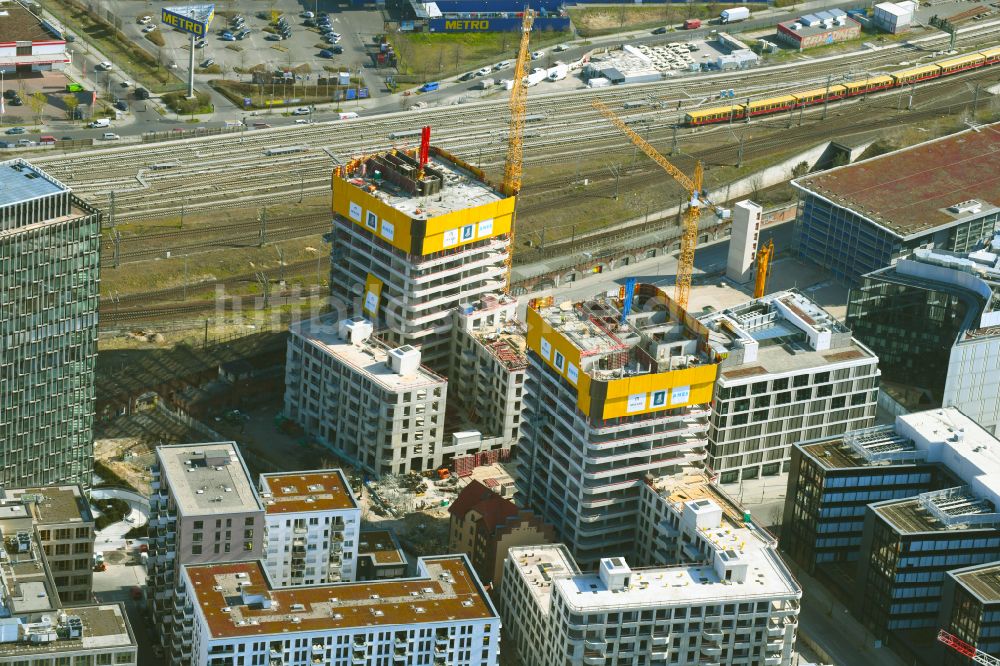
157 443 262 517
794 125 1000 239
340 147 501 220
259 471 358 515
186 556 495 639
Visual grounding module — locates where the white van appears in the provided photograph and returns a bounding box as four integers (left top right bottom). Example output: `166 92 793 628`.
88 118 111 128
338 112 358 120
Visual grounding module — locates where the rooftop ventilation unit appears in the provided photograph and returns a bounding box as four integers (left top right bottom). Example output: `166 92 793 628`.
949 199 983 215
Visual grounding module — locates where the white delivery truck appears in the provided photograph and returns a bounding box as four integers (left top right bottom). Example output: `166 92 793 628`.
526 68 548 87
88 118 111 128
720 7 751 23
547 62 569 81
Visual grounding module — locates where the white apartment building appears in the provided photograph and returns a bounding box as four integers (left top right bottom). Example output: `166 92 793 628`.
329 144 514 371
516 284 721 567
285 315 448 477
699 290 880 484
502 475 801 666
259 470 362 585
148 443 266 666
449 293 527 451
183 555 500 666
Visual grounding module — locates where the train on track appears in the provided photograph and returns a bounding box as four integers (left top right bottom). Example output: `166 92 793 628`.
685 45 1000 125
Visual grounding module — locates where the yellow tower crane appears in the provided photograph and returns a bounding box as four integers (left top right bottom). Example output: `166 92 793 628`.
753 238 774 299
501 8 533 294
592 99 712 310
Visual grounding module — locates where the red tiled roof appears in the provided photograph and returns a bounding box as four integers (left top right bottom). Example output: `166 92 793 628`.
449 481 520 535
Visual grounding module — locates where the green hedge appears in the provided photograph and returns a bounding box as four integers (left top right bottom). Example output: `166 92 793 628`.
92 498 131 530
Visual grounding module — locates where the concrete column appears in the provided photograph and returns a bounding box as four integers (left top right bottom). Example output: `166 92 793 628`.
187 33 195 98
726 200 763 284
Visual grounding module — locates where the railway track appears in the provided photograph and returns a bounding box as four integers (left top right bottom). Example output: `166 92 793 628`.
36 23 1000 222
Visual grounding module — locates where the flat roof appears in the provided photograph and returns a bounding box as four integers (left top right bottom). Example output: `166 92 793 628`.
0 4 56 44
701 290 876 380
358 529 405 566
0 529 56 614
952 562 1000 603
186 556 495 639
0 605 135 657
156 443 262 518
5 486 91 524
0 159 67 209
794 125 1000 239
291 315 445 391
780 16 859 37
259 471 358 515
343 149 500 220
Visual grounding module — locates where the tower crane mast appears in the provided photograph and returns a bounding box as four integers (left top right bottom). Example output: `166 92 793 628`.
592 99 710 310
501 8 533 294
753 238 774 299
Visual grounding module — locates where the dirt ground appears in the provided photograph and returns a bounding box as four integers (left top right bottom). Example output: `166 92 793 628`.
95 409 209 493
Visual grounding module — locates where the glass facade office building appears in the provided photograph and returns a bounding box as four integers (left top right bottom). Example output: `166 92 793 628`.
0 159 100 487
846 270 979 403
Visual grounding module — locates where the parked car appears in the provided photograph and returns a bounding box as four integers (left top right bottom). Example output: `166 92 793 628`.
9 96 22 106
237 29 251 39
265 33 282 41
134 87 150 99
319 49 335 58
101 132 120 140
331 45 343 54
221 33 236 41
419 81 440 92
494 60 511 70
476 66 491 76
303 18 315 26
16 139 36 147
3 89 16 99
291 106 310 115
4 127 26 135
137 15 151 23
295 118 308 124
324 33 339 43
142 24 156 33
200 58 215 68
120 80 131 88
301 10 314 18
459 71 476 81
96 61 112 70
553 43 570 51
531 50 544 60
114 100 128 111
652 26 668 34
194 39 206 48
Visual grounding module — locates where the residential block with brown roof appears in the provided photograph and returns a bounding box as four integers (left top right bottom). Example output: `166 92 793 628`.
448 480 554 593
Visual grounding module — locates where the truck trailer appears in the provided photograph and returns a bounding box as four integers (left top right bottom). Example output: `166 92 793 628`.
720 7 750 23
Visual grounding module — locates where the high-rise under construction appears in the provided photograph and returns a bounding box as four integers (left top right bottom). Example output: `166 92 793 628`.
328 138 515 371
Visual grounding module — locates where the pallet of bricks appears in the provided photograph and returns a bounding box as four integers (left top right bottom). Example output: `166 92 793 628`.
454 449 511 477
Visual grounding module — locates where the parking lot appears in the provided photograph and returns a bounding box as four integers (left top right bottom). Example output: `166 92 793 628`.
104 0 386 102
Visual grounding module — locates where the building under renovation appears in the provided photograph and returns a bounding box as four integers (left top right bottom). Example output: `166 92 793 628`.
793 126 1000 281
328 137 514 372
